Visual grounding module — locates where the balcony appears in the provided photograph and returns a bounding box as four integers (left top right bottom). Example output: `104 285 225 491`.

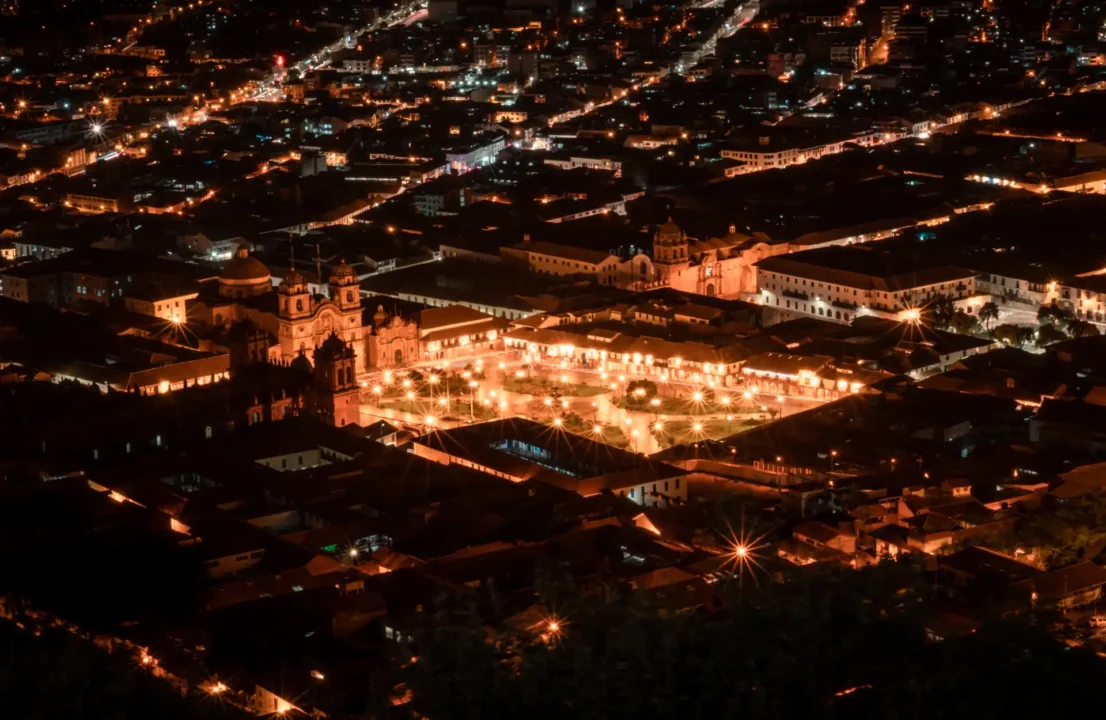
782 289 810 301
832 299 859 311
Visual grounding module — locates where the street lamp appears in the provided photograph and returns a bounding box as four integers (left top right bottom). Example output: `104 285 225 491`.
469 380 478 417
830 449 837 472
372 385 382 406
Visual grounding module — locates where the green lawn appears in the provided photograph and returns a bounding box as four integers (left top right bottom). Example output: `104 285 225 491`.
560 415 631 449
503 376 608 398
379 398 499 422
614 394 759 417
652 417 762 449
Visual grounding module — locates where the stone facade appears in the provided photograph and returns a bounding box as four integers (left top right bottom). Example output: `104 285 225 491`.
193 248 366 375
367 306 421 369
651 220 784 299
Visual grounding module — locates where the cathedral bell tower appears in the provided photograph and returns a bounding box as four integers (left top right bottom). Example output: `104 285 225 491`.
653 218 688 265
328 259 360 312
652 218 689 287
278 264 312 320
311 333 360 428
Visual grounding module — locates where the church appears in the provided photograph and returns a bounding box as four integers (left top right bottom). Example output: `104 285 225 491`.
651 219 787 299
192 246 367 375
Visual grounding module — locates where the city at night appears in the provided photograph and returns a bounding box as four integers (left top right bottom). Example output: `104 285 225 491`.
5 0 1106 716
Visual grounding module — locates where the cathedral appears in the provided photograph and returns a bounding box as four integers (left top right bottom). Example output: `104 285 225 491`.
193 246 367 375
651 219 785 299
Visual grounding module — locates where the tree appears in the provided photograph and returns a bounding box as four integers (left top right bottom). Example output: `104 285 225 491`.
1016 496 1106 568
926 294 956 329
1067 318 1101 338
1038 302 1071 326
1035 323 1068 347
991 323 1034 348
393 560 1106 720
978 301 1000 331
948 310 982 335
625 379 658 403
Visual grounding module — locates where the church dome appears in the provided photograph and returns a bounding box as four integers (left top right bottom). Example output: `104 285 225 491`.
280 267 307 289
329 258 355 282
218 246 272 299
222 246 271 282
290 350 313 374
656 217 684 243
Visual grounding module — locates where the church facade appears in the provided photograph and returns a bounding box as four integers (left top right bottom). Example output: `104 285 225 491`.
651 220 787 299
192 246 366 375
366 303 509 369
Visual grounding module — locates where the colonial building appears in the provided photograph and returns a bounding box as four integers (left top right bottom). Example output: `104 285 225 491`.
310 333 361 428
754 247 978 326
502 237 654 289
652 220 786 298
367 303 509 369
192 246 366 374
